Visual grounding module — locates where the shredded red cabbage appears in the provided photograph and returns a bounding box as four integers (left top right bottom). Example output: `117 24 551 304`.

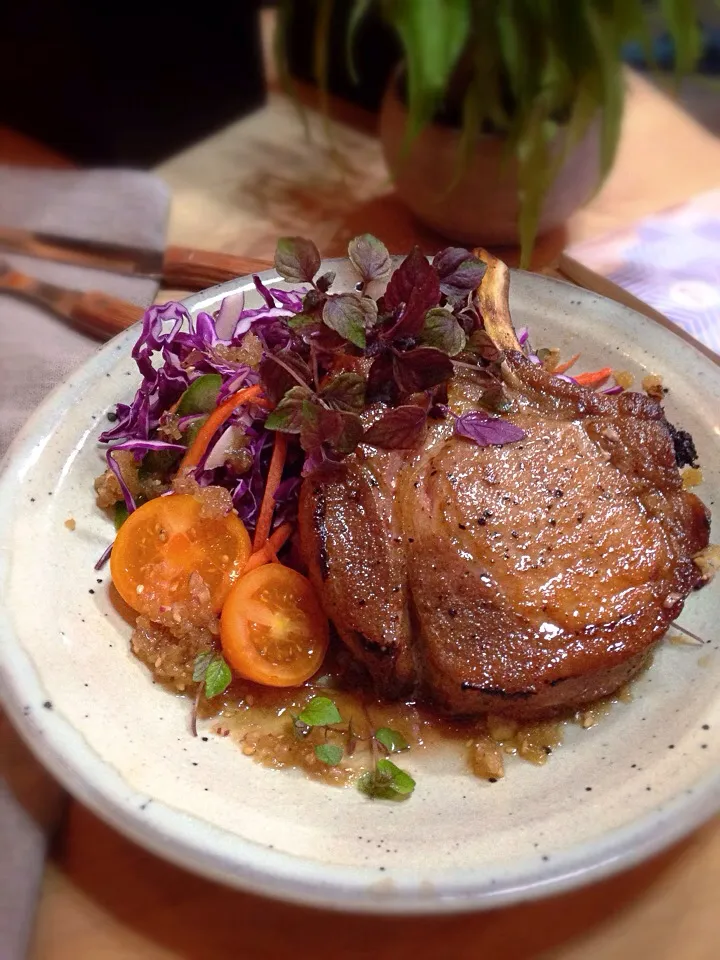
100 287 304 532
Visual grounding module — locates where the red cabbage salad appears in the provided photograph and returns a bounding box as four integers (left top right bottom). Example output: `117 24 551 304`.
97 234 623 562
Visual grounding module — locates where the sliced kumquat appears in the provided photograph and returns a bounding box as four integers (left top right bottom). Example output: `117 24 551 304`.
220 564 329 687
110 494 251 615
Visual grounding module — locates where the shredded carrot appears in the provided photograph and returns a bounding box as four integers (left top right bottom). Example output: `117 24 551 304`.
553 352 581 375
252 433 288 552
573 366 613 388
179 384 267 471
242 522 293 574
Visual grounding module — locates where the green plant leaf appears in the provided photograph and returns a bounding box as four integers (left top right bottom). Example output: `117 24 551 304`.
319 372 366 413
114 501 129 531
264 385 314 433
375 727 409 753
322 294 376 348
193 651 232 699
314 743 344 766
176 374 222 416
346 0 372 83
420 308 466 356
298 695 342 727
357 758 416 799
274 236 321 283
385 0 471 139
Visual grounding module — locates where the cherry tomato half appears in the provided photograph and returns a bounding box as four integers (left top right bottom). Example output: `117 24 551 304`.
111 494 251 615
220 564 329 687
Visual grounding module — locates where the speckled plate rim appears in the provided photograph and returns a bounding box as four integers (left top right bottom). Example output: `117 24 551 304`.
1 266 720 915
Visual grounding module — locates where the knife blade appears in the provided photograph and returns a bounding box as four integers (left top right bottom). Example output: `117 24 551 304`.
0 226 273 292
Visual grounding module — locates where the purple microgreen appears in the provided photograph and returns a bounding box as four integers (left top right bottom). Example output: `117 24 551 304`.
259 350 312 403
287 313 320 333
366 352 396 405
433 247 486 295
302 287 326 314
432 246 471 278
420 308 467 356
517 326 530 346
362 405 427 450
464 328 502 363
316 271 336 293
322 293 376 349
319 372 366 413
454 411 526 446
274 236 321 283
264 385 315 433
383 247 441 338
392 346 454 395
299 401 343 454
333 411 364 455
348 233 392 283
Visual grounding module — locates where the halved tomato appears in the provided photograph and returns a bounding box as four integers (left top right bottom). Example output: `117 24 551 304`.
220 564 329 687
111 494 251 615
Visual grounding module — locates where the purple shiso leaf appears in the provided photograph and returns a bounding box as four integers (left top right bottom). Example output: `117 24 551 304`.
454 411 526 446
517 327 529 346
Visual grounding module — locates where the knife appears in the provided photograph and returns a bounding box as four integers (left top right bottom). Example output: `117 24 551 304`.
0 225 273 292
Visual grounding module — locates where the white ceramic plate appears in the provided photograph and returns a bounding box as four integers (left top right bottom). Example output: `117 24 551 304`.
1 262 719 915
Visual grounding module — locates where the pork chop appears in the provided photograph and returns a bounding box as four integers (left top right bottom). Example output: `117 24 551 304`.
298 260 711 719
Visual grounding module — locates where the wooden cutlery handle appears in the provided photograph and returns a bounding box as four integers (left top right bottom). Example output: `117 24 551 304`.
163 246 273 290
68 291 146 339
0 265 145 340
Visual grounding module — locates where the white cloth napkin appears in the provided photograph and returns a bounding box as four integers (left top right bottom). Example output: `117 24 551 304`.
0 166 164 958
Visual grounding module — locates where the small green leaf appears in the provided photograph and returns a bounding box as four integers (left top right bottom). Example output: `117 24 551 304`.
420 308 466 356
375 727 409 753
287 313 319 331
320 372 366 413
264 385 314 433
114 501 129 531
357 759 416 800
194 651 232 699
298 695 342 727
322 294 376 348
176 374 222 416
348 233 392 283
314 743 343 766
204 655 232 699
274 236 321 283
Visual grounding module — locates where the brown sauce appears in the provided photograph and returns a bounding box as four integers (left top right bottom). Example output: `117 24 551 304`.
196 642 636 785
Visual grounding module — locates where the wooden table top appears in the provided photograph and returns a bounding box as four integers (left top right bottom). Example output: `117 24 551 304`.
12 65 720 960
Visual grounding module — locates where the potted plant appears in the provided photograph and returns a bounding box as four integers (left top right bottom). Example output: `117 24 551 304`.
277 0 701 264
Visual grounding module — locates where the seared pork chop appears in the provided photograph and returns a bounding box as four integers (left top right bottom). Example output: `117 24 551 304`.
298 259 711 719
